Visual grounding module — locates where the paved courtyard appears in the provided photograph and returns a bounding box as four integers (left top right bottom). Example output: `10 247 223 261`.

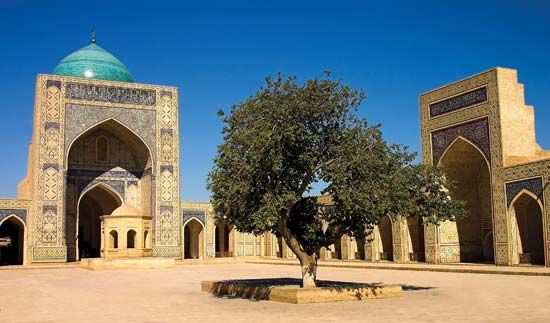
1 262 550 323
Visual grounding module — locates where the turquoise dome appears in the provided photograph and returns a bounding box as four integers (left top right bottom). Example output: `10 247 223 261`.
53 43 133 82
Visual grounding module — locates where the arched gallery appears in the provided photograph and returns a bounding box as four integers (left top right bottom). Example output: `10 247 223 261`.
0 41 548 267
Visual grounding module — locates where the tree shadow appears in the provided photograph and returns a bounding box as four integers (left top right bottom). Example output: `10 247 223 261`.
400 284 434 291
206 278 434 301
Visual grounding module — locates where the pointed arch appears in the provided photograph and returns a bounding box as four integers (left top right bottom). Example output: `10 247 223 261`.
438 135 494 263
66 117 155 261
183 217 205 230
214 221 234 257
508 189 544 212
143 230 150 249
65 117 154 168
378 215 393 261
508 189 545 265
332 236 343 260
406 215 425 262
109 230 119 249
127 229 137 249
0 214 26 265
75 182 123 260
77 182 124 208
0 214 26 228
437 136 490 168
183 218 205 259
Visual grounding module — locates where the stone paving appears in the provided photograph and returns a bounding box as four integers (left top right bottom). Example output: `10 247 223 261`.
1 262 550 322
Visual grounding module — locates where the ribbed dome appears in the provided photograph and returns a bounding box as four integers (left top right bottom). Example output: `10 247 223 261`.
53 43 133 82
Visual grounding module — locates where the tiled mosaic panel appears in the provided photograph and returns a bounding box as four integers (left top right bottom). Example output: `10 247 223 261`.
429 87 487 117
152 246 181 257
32 247 66 261
0 209 27 223
183 209 206 225
431 117 490 165
65 82 156 106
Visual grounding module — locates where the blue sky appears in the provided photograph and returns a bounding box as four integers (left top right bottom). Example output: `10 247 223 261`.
0 0 549 200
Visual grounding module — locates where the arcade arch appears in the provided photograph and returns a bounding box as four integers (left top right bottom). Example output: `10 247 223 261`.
183 218 204 259
215 222 234 257
439 137 494 263
377 215 393 261
509 190 545 265
0 215 25 265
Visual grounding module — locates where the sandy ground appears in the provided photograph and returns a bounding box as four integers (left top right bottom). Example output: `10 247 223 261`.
1 263 550 323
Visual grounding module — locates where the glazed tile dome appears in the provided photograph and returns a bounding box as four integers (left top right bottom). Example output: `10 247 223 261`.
53 43 134 82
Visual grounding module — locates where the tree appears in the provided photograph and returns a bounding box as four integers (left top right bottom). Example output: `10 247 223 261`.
208 73 464 288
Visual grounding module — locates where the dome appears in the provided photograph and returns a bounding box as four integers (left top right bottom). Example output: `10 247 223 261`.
111 204 140 216
53 43 133 82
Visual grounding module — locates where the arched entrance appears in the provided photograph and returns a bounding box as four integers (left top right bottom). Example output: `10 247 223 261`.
65 119 153 261
109 230 119 249
0 216 25 265
354 238 366 260
77 184 122 259
127 229 136 249
184 218 204 259
439 137 493 263
143 230 150 249
332 237 343 259
215 222 234 257
509 191 545 265
378 215 393 261
407 216 425 262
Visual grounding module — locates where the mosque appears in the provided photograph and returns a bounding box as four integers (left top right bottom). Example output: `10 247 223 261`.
0 37 548 267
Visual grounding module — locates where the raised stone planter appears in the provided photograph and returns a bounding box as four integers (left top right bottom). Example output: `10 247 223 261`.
201 278 402 304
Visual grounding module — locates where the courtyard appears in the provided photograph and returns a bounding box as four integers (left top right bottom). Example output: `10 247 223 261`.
1 262 549 322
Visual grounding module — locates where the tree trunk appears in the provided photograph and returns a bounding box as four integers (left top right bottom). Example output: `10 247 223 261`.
277 211 318 288
299 254 317 288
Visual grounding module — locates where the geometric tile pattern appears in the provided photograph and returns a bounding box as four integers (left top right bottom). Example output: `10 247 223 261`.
431 117 490 165
161 130 173 163
429 86 487 117
65 82 156 106
43 166 59 201
42 127 60 162
32 247 66 262
40 206 58 244
160 92 172 127
160 168 173 202
159 206 178 245
0 209 27 223
45 83 61 120
152 245 182 257
64 104 157 158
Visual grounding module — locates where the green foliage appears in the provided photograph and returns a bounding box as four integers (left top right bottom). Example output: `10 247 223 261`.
208 73 464 258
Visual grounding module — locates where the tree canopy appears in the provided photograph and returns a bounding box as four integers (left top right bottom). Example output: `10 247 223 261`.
208 73 464 287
